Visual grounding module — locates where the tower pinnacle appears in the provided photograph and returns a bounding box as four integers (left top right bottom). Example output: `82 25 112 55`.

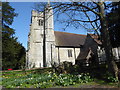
48 0 50 5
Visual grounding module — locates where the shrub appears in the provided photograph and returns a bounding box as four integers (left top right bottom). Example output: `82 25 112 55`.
105 72 119 83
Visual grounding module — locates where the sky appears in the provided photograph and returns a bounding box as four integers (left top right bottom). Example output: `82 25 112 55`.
9 2 87 49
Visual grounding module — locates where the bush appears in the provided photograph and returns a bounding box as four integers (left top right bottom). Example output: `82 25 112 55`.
105 72 119 83
52 61 73 73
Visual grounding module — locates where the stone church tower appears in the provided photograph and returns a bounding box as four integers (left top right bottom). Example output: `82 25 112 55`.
26 3 56 68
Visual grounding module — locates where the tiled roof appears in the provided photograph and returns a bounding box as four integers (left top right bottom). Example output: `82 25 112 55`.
54 31 87 47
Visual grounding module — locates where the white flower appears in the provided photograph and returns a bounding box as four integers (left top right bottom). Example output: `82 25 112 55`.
48 74 51 77
78 75 82 78
59 74 63 76
63 77 67 79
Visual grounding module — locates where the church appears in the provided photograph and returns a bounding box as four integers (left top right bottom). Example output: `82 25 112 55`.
26 3 120 69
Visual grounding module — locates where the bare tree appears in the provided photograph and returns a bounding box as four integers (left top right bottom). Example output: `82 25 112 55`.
34 1 118 79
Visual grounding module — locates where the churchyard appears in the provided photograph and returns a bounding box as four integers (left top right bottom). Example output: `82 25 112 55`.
2 1 120 89
1 64 120 88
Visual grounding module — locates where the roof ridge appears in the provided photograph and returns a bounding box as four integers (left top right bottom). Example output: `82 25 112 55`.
54 31 87 37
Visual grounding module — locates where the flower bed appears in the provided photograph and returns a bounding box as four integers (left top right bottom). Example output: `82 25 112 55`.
2 70 93 88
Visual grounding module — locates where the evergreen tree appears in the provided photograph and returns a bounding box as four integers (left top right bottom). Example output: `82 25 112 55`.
2 2 26 70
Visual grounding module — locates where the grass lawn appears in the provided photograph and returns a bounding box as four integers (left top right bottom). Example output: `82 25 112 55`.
0 68 119 88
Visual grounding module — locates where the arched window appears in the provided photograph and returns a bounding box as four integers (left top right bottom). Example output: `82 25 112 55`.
41 20 43 26
38 19 43 26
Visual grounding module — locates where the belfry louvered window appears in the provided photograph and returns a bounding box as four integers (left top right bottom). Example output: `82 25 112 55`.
68 50 72 57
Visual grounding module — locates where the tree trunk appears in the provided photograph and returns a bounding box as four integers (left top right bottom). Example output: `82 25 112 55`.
99 2 118 79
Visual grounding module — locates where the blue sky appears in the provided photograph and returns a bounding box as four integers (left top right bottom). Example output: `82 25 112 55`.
9 2 87 49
